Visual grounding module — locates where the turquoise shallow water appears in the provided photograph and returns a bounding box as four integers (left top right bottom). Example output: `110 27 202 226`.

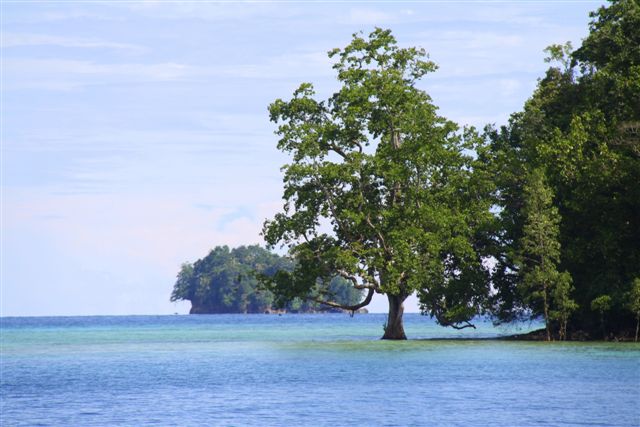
1 314 639 426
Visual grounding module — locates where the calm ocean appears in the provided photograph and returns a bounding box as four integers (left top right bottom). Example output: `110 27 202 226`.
1 314 639 426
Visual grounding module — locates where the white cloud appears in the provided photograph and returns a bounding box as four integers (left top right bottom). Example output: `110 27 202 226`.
7 117 271 154
345 8 394 26
192 51 333 80
2 33 145 52
3 48 334 92
430 30 524 50
3 58 191 91
9 8 126 24
111 1 289 22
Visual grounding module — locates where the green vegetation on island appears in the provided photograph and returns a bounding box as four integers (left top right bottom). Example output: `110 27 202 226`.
170 245 363 314
172 0 639 340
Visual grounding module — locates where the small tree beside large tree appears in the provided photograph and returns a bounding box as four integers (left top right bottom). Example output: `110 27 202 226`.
262 29 494 339
516 168 576 341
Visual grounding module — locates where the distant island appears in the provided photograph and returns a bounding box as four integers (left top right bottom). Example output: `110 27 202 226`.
171 245 364 314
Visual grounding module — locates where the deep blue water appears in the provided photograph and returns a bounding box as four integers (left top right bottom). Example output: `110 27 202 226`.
1 314 639 426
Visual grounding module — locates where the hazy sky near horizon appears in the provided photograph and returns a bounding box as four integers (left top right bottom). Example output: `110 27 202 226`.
2 0 603 316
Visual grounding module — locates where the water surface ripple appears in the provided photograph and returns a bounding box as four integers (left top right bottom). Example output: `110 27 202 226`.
1 314 639 426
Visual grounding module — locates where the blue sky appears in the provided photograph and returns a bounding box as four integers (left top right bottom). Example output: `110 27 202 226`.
2 0 603 316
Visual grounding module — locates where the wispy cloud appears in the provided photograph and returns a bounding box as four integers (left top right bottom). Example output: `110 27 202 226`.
3 49 333 92
110 1 290 22
424 30 524 50
345 8 395 26
6 120 270 153
219 51 333 79
2 33 146 52
3 59 190 90
6 8 126 24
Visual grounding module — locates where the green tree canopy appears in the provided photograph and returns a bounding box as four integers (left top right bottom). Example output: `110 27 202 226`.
262 28 494 339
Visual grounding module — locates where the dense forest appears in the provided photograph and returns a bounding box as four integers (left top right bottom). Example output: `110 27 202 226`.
170 245 363 314
173 1 639 340
485 0 639 340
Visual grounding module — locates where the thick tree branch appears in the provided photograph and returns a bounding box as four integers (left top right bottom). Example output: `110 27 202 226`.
314 177 364 247
397 271 409 295
336 269 375 290
325 142 348 159
367 266 380 291
433 311 477 330
321 185 348 234
301 234 378 292
448 321 476 330
365 215 390 255
310 287 375 312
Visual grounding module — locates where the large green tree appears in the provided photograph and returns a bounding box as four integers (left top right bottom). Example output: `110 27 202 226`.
488 0 640 337
262 29 494 339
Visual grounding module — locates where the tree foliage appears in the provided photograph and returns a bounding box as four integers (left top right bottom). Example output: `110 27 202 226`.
262 28 494 338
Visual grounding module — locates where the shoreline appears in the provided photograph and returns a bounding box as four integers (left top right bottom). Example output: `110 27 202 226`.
498 328 639 343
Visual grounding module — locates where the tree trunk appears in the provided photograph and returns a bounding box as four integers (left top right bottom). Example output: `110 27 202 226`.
635 313 638 343
542 285 551 342
382 294 407 340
